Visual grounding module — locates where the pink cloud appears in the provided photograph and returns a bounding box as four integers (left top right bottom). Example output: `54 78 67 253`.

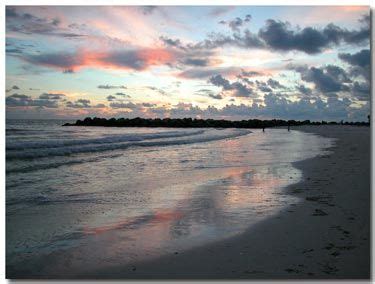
19 48 178 72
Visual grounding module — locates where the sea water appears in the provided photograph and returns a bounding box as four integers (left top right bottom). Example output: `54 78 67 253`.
6 119 333 277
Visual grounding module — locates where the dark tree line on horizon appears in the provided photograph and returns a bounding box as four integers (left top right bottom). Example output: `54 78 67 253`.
63 117 370 128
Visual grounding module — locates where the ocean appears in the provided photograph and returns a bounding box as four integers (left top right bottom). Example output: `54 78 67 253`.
6 119 334 277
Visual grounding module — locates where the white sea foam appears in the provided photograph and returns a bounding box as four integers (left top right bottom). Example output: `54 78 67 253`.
6 129 206 150
6 128 251 160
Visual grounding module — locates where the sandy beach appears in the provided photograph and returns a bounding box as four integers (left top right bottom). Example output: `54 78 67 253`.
91 125 370 279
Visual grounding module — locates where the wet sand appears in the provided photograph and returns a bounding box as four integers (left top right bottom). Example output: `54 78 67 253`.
93 125 370 279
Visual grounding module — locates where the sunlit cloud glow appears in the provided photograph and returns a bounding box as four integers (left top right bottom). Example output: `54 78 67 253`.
6 6 370 121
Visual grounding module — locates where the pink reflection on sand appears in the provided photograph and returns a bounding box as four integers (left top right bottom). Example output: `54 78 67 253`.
83 210 184 235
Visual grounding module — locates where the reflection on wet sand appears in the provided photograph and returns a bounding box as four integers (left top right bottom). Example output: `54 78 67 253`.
83 210 184 235
39 165 300 276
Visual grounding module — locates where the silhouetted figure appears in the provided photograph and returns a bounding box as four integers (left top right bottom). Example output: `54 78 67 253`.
262 126 265 132
287 124 290 132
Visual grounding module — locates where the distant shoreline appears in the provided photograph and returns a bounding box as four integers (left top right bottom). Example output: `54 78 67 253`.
63 117 370 128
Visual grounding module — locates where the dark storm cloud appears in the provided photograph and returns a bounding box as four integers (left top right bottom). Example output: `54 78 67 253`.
288 58 370 103
97 85 127 89
296 84 313 96
20 52 84 70
339 52 370 99
258 19 369 54
255 93 353 121
6 93 60 108
195 89 223 100
14 16 370 77
256 81 272 93
39 93 65 100
159 36 186 50
352 81 370 100
296 65 350 94
294 62 369 101
230 82 253 97
239 70 262 78
178 66 246 79
209 74 232 89
267 78 285 89
142 102 156 107
141 94 367 122
208 93 223 100
100 48 178 70
159 37 218 68
66 99 91 108
147 86 168 96
7 85 20 91
106 95 116 101
100 50 148 70
338 49 370 68
322 22 370 44
199 29 265 50
208 74 254 97
185 15 369 54
8 9 371 80
181 57 211 67
6 7 85 38
17 48 175 72
106 93 130 101
324 65 352 83
160 29 263 52
328 18 370 44
238 77 255 86
347 65 370 82
219 15 252 32
178 68 220 79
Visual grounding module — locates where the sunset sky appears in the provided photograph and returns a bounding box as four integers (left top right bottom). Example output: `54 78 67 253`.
5 6 370 121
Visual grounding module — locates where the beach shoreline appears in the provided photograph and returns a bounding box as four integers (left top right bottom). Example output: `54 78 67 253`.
86 125 370 279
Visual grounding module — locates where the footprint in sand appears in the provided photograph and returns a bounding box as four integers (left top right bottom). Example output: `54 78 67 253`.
312 209 328 216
